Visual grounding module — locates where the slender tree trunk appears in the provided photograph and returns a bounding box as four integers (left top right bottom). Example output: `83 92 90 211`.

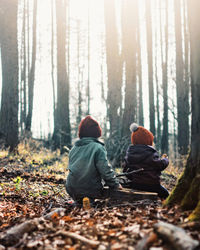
100 33 108 137
165 0 200 221
137 2 144 127
19 0 26 134
25 0 37 132
0 0 19 152
53 0 71 151
77 20 82 124
121 0 137 138
174 0 189 155
183 0 190 141
87 2 90 115
22 0 27 133
104 0 122 137
146 0 155 136
155 0 161 149
161 0 169 154
51 0 56 132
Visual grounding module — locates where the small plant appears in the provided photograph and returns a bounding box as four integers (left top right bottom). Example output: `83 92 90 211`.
41 190 48 196
13 176 22 191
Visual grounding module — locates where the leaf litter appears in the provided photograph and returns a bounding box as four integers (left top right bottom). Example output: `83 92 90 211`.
0 143 199 249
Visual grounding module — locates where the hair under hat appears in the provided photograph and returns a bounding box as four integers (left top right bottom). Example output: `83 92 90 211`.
78 115 102 138
130 123 154 146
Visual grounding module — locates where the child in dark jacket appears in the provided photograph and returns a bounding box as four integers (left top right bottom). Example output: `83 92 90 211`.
122 123 169 199
66 115 121 202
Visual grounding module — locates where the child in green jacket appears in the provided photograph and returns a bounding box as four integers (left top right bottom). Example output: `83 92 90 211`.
66 115 120 202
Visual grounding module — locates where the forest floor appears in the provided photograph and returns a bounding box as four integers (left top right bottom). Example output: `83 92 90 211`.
0 140 200 250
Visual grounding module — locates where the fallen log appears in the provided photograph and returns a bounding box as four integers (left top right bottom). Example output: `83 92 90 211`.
0 218 38 246
154 221 199 250
0 208 67 247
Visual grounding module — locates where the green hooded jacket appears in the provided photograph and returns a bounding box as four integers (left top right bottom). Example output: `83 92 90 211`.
66 137 119 199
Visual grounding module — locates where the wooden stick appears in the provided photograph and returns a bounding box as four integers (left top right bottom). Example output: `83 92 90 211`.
116 168 144 177
56 230 100 247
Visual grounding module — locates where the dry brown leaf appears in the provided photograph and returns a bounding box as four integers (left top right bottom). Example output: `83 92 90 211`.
61 215 73 222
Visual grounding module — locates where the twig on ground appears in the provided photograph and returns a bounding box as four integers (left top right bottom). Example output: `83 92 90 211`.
55 230 100 247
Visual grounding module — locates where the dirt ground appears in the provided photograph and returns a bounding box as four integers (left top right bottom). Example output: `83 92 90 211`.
0 144 199 249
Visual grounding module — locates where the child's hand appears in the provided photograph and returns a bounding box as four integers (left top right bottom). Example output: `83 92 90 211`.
162 154 168 159
118 184 123 190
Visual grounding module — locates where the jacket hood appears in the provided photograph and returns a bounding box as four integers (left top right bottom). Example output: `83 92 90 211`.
126 144 156 164
74 137 104 147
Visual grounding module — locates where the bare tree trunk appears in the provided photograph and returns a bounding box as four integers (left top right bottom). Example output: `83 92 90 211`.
183 0 190 141
104 0 122 137
25 0 37 133
174 0 189 155
146 0 155 136
76 20 82 124
137 2 144 127
165 0 200 221
155 0 161 149
121 0 137 138
53 0 71 151
100 33 108 137
161 0 169 154
86 2 90 115
19 0 27 134
0 0 19 152
51 0 56 133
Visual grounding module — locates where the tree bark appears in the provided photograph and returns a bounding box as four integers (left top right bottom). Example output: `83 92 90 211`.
0 0 19 152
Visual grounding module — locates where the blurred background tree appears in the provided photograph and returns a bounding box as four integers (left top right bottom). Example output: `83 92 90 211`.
0 0 195 166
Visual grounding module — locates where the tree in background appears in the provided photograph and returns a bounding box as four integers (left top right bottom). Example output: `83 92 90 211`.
155 0 161 149
51 0 56 138
166 0 200 220
0 0 19 152
19 0 27 133
174 0 189 155
86 1 90 115
25 0 37 133
76 20 82 125
136 1 144 127
121 0 137 139
145 0 155 136
104 0 122 137
161 0 169 154
53 0 71 151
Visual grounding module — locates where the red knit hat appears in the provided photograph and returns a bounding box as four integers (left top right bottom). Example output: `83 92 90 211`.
130 123 154 146
78 115 102 138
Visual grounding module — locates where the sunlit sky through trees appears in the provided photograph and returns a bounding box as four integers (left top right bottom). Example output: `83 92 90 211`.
0 0 179 140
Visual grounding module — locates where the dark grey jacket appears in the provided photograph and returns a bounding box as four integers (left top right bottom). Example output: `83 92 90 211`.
123 145 169 185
